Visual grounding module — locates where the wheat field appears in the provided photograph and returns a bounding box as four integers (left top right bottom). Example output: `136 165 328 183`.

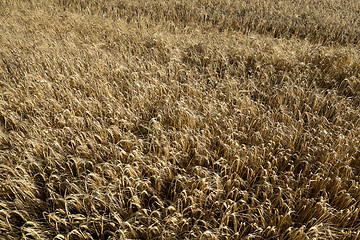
0 0 360 239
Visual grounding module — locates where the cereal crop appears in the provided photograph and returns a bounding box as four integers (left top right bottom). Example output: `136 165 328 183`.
0 0 360 239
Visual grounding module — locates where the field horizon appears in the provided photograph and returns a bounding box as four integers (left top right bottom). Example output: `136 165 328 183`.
1 0 360 239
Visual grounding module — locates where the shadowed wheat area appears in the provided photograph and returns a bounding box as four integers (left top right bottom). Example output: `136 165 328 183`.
1 0 360 239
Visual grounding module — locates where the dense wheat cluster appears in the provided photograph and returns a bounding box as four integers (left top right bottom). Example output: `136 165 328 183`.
0 0 360 239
